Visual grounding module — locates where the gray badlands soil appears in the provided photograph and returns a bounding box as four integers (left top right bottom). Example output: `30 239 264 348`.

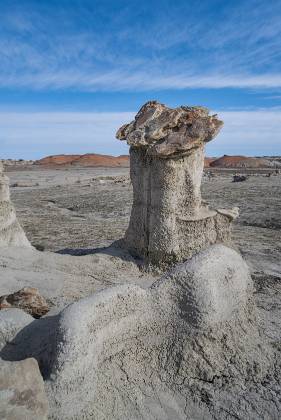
8 167 281 278
5 166 281 311
8 165 281 302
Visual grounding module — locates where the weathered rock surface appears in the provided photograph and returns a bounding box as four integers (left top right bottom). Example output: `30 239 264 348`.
117 101 223 157
0 357 48 420
0 162 31 247
0 287 49 318
154 244 253 329
0 308 33 351
116 101 238 267
43 247 279 419
2 245 278 419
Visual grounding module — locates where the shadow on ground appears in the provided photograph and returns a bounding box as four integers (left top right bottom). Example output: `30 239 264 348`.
56 241 144 266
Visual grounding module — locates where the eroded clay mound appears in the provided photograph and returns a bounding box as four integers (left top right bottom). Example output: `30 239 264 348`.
4 245 276 419
45 246 275 419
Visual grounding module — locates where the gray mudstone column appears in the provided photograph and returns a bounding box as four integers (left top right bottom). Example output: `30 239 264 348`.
0 162 31 247
117 101 238 267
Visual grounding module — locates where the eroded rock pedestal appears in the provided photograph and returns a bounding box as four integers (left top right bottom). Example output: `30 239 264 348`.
0 162 31 247
117 101 238 266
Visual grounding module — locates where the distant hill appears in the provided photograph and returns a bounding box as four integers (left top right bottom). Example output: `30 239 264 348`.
209 155 279 168
35 155 81 165
34 154 281 169
35 154 130 167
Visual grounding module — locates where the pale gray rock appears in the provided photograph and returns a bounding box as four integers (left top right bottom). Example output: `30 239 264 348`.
153 244 253 329
0 309 33 351
0 358 48 420
0 162 31 247
116 101 238 267
217 206 240 220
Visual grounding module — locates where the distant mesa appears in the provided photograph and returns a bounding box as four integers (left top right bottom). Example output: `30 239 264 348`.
35 153 130 167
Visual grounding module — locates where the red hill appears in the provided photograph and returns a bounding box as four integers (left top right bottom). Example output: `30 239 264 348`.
204 157 217 167
210 155 272 168
36 154 129 167
36 155 81 165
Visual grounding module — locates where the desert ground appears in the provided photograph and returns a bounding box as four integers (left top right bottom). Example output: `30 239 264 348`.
1 165 281 419
7 166 281 278
3 164 280 318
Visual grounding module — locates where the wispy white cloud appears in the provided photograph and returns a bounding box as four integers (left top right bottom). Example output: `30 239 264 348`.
0 109 280 159
1 70 281 91
0 0 280 92
264 95 281 100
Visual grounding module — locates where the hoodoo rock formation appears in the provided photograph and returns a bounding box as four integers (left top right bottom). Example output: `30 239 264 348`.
0 102 279 419
117 101 238 266
0 162 31 247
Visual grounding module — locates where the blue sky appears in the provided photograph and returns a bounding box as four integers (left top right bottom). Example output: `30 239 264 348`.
0 0 281 158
